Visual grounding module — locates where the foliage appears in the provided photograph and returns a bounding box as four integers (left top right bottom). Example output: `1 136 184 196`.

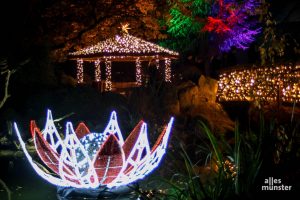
37 0 170 61
162 0 261 54
135 113 269 199
0 59 16 110
258 1 300 65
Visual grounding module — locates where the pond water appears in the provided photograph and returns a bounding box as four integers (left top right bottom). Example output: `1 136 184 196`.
0 158 139 200
0 158 57 200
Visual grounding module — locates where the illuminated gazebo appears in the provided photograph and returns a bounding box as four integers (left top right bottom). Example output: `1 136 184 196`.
68 25 179 92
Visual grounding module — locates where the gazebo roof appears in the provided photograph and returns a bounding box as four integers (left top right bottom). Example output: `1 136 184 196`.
68 33 179 61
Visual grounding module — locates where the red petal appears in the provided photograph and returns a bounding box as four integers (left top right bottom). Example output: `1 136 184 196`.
30 120 37 137
122 120 144 159
32 123 60 174
121 121 144 173
151 125 168 153
75 122 90 139
93 134 123 184
32 120 80 185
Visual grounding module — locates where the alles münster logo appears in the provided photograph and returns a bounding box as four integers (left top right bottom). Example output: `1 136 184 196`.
261 177 292 191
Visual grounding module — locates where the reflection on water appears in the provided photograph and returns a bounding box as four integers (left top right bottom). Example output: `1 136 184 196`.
0 158 138 200
57 185 138 200
0 158 57 200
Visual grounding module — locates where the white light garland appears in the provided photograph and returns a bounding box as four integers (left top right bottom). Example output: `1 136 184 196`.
94 59 101 82
135 58 142 85
164 58 172 82
14 110 174 188
76 59 84 83
105 59 112 91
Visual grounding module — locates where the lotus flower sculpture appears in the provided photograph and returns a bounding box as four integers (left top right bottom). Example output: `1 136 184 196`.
14 110 174 188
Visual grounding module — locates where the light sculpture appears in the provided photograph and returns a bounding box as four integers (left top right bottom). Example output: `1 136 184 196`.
69 25 179 86
14 110 174 188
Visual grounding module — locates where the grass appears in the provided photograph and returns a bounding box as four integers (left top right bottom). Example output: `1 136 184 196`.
134 111 283 200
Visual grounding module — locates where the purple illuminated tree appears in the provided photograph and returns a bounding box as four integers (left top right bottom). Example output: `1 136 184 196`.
165 0 261 52
202 0 261 52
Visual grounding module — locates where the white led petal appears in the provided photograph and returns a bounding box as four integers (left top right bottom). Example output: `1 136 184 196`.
43 109 64 153
102 111 124 145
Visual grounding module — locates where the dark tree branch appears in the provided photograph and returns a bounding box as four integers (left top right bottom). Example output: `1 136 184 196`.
0 68 16 109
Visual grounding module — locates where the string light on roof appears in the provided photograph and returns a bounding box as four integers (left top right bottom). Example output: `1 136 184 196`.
69 34 179 57
14 109 174 188
105 59 112 91
77 59 84 83
135 58 142 85
94 59 101 82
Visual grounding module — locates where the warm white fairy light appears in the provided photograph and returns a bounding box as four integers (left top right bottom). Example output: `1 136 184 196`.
136 57 142 85
69 34 179 57
164 58 172 82
217 65 300 103
14 110 174 188
94 59 101 82
155 57 160 69
76 59 84 83
105 59 112 91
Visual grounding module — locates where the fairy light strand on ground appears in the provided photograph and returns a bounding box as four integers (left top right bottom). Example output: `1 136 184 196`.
217 65 300 103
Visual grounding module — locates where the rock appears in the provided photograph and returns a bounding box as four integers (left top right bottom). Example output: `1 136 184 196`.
178 83 200 111
174 75 234 133
198 75 218 103
162 86 180 116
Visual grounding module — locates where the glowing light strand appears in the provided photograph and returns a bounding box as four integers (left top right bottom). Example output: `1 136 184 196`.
155 57 160 70
14 110 174 188
69 34 179 57
76 59 84 83
105 59 112 91
42 109 64 152
135 58 142 85
164 58 172 82
217 65 300 103
94 59 101 82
